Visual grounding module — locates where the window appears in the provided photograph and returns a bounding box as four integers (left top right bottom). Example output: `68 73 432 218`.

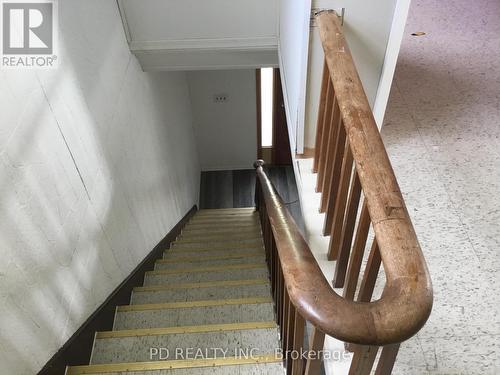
260 67 274 147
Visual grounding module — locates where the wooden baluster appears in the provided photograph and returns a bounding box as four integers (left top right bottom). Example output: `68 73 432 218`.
292 313 305 375
375 344 400 375
322 123 347 235
333 172 362 287
286 301 296 374
263 211 271 267
272 236 278 303
268 230 275 297
313 60 329 173
343 200 371 300
349 345 379 375
280 271 285 336
327 144 353 260
316 79 334 193
358 240 382 302
319 97 341 213
345 237 381 354
304 326 325 375
282 289 290 355
277 258 284 323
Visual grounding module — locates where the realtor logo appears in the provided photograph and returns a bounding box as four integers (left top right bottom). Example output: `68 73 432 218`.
1 0 58 68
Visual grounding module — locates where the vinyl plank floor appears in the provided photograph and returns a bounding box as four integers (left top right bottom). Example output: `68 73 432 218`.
199 167 305 233
199 170 233 209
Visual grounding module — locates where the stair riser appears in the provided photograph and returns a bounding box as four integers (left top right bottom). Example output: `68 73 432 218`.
193 215 258 221
189 215 258 222
144 268 268 285
176 234 261 243
164 247 264 258
196 207 256 215
113 303 275 330
131 284 271 304
155 256 266 270
172 239 263 249
90 328 279 364
184 221 260 228
188 218 260 227
178 234 261 242
181 228 261 237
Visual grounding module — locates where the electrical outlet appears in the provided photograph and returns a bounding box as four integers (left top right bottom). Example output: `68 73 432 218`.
213 94 228 103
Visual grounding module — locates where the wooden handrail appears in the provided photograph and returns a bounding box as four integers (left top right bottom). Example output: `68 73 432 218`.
252 10 432 349
255 161 431 345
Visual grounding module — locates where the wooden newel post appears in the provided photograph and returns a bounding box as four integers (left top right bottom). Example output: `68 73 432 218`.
254 159 265 210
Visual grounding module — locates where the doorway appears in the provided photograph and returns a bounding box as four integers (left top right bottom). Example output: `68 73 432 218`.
256 68 292 165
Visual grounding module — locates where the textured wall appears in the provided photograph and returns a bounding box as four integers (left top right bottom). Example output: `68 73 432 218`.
188 70 257 171
0 1 200 373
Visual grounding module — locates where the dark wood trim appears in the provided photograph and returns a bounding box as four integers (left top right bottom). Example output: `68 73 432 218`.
256 69 262 159
272 68 292 165
37 205 197 375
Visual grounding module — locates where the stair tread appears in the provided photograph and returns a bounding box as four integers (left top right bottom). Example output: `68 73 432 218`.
134 279 270 292
96 321 277 338
154 255 266 271
167 243 263 253
175 234 261 244
114 301 274 330
117 297 273 312
91 325 279 364
157 252 264 263
143 266 268 286
68 355 283 375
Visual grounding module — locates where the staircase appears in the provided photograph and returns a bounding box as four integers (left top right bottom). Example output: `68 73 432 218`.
66 208 284 375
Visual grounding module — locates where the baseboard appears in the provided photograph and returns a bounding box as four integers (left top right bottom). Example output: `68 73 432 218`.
38 205 197 375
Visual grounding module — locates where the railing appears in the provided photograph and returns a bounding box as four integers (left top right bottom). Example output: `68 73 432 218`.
253 10 433 375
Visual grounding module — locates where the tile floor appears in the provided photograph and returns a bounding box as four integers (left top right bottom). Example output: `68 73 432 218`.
382 0 500 373
298 0 500 373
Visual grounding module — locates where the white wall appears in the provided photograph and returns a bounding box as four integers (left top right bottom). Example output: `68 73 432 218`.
0 1 200 374
304 0 405 147
278 0 312 153
187 70 257 171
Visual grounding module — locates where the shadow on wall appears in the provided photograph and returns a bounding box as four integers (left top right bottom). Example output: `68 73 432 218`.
0 1 199 373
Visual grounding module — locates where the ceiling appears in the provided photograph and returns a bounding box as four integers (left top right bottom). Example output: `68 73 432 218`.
118 0 279 71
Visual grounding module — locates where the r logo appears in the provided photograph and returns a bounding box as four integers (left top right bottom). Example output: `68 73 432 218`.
2 2 53 54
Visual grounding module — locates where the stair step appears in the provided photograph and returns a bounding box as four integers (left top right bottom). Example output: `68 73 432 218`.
184 220 260 229
131 279 271 304
144 264 268 285
181 226 260 236
188 216 260 227
170 240 263 250
176 232 261 244
90 322 279 364
113 298 274 330
67 355 283 375
178 230 261 241
163 248 265 260
154 253 266 270
196 208 256 215
171 238 263 250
